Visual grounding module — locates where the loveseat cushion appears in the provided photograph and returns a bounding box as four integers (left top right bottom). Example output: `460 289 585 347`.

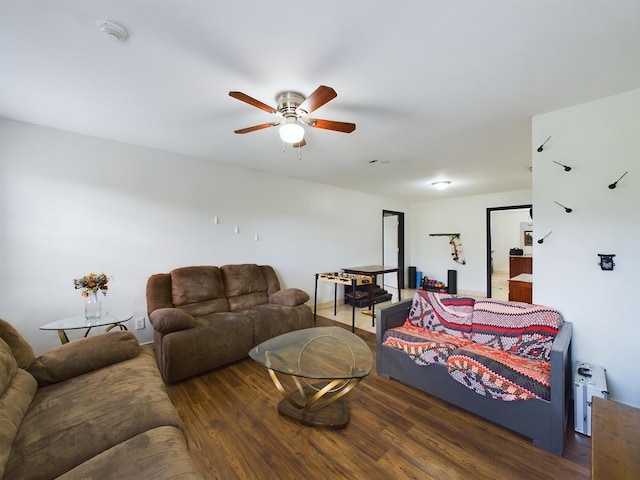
222 264 269 311
0 338 38 479
27 331 140 387
150 307 196 333
269 288 310 307
382 321 473 366
470 299 563 361
0 318 36 370
407 291 473 338
447 343 551 401
170 266 230 315
57 426 203 479
5 346 185 480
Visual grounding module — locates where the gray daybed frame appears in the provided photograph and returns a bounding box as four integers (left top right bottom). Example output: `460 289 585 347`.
376 299 573 455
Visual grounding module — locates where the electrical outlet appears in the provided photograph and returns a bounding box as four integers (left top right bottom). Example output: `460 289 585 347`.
135 317 145 330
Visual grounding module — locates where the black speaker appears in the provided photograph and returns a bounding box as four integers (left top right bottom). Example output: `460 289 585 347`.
408 266 417 289
447 269 457 294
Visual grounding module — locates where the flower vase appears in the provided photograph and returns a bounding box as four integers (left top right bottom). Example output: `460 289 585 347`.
85 291 103 320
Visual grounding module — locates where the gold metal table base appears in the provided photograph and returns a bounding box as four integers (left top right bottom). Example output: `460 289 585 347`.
56 323 128 344
267 369 363 429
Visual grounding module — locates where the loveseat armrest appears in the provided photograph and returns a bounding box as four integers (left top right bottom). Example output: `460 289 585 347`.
149 308 196 334
377 299 412 340
28 330 140 387
268 288 310 307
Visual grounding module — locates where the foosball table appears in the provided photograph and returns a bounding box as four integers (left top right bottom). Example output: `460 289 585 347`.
314 272 374 333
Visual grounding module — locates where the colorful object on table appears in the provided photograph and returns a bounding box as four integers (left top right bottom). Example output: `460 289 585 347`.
73 273 110 297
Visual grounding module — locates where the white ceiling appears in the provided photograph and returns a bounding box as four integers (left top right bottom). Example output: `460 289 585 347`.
2 1 639 201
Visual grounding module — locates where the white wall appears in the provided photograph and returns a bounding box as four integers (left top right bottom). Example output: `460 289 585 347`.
532 88 640 407
410 190 532 295
0 119 409 354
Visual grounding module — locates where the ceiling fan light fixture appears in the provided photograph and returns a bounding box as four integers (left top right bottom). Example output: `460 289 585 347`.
431 181 452 190
279 118 305 144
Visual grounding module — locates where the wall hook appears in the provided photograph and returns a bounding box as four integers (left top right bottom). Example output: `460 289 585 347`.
608 171 628 189
554 201 573 213
537 136 552 152
553 160 572 172
537 231 552 244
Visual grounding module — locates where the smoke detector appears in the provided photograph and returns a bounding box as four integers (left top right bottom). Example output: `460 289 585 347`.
98 21 129 41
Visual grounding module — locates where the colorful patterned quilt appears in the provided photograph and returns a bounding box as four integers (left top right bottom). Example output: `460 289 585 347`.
382 291 561 401
382 321 473 366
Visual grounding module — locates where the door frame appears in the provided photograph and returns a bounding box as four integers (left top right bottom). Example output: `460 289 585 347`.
486 204 532 298
382 210 405 289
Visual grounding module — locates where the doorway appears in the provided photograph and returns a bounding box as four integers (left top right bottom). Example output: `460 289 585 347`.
486 204 532 298
382 210 405 291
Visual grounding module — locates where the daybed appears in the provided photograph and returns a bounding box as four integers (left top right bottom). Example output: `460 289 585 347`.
377 290 572 455
0 318 203 480
147 263 313 382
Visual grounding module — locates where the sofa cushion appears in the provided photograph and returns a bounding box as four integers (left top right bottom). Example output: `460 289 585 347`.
222 264 269 311
242 303 314 346
170 266 230 315
407 291 473 338
0 367 38 480
259 265 281 295
447 343 551 401
150 308 196 334
382 321 473 366
0 338 17 395
57 426 203 479
470 299 563 361
0 318 36 370
158 313 255 383
269 288 310 307
27 331 140 387
5 346 185 480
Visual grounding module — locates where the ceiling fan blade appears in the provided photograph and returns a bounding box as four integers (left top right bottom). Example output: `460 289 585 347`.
229 91 278 114
297 85 337 114
292 139 307 148
233 122 280 134
306 118 356 133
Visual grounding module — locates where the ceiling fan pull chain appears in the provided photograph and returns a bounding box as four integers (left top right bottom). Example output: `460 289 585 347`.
298 143 302 161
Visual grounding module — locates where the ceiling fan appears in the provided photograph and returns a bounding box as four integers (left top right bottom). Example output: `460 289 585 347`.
229 85 356 147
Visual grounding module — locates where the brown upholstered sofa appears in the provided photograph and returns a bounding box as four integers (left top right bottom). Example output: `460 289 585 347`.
0 319 203 480
146 264 313 383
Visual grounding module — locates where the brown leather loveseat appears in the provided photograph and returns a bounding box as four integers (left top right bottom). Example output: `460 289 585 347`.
146 264 313 382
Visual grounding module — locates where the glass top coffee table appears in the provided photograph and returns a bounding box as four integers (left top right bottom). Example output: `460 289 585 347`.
249 326 372 428
40 310 134 344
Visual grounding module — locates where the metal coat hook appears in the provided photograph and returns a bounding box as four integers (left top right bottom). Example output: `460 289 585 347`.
553 160 572 172
537 231 552 244
608 171 628 189
537 136 552 152
554 201 573 213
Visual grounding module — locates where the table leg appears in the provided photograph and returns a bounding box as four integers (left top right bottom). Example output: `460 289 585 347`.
57 330 69 344
313 274 318 325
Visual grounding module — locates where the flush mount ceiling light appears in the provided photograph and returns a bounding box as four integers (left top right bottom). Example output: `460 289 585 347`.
98 21 129 41
431 181 452 190
279 116 305 144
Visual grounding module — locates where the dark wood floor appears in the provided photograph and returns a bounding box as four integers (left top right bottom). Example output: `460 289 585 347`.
166 317 591 479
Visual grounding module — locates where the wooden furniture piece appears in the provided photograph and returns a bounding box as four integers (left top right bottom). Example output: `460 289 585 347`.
249 326 372 428
509 255 532 277
314 272 374 332
508 273 532 303
342 264 402 310
40 310 133 344
591 397 640 479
